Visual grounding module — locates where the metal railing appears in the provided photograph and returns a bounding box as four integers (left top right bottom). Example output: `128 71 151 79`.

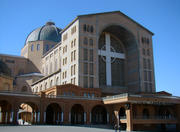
102 93 128 101
133 116 176 120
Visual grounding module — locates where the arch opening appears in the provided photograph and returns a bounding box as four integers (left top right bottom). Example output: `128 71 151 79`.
98 25 139 93
17 102 39 125
91 105 107 124
0 100 12 124
46 103 61 124
71 104 84 124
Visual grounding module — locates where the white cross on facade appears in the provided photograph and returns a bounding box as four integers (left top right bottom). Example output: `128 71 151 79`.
98 33 125 86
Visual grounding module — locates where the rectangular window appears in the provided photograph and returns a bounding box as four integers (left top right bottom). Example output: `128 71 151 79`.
74 50 76 61
143 58 147 69
37 44 40 51
71 52 73 62
73 77 76 84
83 48 88 61
89 77 94 88
144 71 147 81
148 59 151 69
83 63 88 74
144 82 148 92
89 63 93 75
74 64 76 75
148 71 152 82
71 66 73 76
89 49 93 61
83 76 88 88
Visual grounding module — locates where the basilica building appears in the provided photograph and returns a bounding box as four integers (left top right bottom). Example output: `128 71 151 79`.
0 11 180 131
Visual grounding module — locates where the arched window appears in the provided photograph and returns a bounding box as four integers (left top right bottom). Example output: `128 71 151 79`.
45 83 47 90
143 108 149 119
37 44 40 51
90 26 94 33
46 44 49 51
89 38 93 46
83 24 86 32
40 85 42 91
83 37 88 45
50 80 53 87
31 44 34 51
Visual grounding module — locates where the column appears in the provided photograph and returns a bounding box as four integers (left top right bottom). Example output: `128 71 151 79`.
31 112 34 123
90 112 91 123
0 112 2 123
126 104 133 131
107 112 109 123
84 112 86 123
5 112 8 123
38 112 40 123
69 112 71 123
11 112 14 123
34 112 37 124
57 112 59 123
61 112 63 123
44 112 46 123
16 112 19 124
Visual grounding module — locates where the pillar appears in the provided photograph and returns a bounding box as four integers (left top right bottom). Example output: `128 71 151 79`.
126 104 133 131
84 112 86 123
69 112 71 123
61 112 63 123
44 112 46 123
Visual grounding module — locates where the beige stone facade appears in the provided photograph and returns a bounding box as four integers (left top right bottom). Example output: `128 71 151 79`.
0 11 179 131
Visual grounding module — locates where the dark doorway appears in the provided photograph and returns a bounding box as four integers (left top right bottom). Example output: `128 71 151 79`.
71 104 84 124
46 103 61 124
91 105 107 124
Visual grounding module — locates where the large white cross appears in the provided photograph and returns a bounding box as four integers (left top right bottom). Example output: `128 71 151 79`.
98 33 125 86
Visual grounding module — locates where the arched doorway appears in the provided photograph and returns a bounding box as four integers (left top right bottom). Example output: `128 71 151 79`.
0 100 12 124
91 105 107 124
17 102 39 125
46 103 61 124
119 107 126 119
98 25 139 93
143 108 149 119
71 104 84 124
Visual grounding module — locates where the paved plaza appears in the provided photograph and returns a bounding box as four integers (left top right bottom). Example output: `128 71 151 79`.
0 125 121 132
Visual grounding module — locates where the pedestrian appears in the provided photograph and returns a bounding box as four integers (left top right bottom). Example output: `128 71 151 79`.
114 124 118 132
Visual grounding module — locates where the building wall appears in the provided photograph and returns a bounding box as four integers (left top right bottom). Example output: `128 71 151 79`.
78 12 155 93
0 74 13 91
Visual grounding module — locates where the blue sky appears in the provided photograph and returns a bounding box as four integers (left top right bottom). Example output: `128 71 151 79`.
0 0 180 96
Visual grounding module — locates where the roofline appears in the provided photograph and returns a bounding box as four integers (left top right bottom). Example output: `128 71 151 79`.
31 69 61 86
60 17 79 34
0 53 26 59
78 11 154 35
42 42 61 58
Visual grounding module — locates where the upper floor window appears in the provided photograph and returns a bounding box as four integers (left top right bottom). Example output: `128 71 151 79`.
31 44 34 51
37 44 40 51
83 24 87 32
89 38 93 46
46 44 49 51
84 37 88 45
90 26 94 33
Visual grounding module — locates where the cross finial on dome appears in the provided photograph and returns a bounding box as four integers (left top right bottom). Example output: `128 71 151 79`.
46 20 55 25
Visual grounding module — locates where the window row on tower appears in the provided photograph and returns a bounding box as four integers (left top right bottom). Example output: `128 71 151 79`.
83 24 94 33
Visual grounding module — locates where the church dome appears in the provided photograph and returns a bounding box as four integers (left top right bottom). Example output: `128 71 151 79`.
25 22 61 44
